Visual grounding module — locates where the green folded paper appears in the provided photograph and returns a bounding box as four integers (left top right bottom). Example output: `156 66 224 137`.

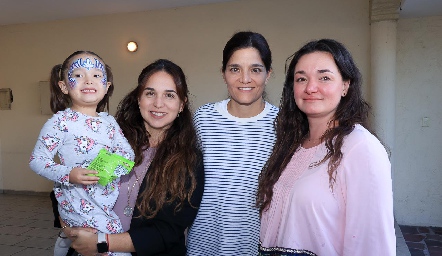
87 149 134 186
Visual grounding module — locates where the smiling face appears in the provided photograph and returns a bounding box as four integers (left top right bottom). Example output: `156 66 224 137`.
293 51 349 122
138 71 184 140
223 47 270 110
58 54 110 115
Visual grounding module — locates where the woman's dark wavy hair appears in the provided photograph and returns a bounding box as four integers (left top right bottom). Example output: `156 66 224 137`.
49 50 114 113
222 31 272 72
116 59 198 219
257 39 371 213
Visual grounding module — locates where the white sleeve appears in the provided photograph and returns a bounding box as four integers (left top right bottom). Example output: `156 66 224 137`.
29 117 72 185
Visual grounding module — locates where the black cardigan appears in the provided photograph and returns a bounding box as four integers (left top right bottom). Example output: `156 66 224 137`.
128 153 205 256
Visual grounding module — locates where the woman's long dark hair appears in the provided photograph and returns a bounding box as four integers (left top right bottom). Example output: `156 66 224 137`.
116 59 198 219
257 39 371 213
49 50 114 113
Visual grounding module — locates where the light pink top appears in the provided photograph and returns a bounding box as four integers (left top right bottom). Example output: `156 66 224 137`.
260 125 395 256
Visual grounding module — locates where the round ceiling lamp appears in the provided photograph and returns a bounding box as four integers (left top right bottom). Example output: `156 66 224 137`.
127 41 138 52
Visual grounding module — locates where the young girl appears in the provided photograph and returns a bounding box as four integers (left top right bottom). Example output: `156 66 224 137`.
29 51 134 256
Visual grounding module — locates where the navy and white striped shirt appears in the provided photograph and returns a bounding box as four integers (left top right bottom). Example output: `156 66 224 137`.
187 99 278 256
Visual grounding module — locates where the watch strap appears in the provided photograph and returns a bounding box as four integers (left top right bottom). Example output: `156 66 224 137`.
98 232 106 243
97 232 108 253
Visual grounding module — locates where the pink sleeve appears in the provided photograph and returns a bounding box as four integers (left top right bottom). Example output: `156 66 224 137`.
340 136 396 256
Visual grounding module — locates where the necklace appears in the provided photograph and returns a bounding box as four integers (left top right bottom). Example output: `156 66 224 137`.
123 160 151 217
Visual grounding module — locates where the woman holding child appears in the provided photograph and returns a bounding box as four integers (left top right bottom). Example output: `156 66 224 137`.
65 59 204 256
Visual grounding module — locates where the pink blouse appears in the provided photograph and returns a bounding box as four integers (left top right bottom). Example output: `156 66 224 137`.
114 148 155 231
260 125 395 255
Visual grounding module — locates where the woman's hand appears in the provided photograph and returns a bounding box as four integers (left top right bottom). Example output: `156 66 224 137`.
59 217 98 256
59 218 97 241
70 229 99 256
63 226 96 240
69 167 99 185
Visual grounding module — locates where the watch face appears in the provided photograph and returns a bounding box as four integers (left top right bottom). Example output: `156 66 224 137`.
97 242 108 253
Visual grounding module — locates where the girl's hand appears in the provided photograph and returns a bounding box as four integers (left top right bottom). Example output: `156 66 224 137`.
70 229 100 256
69 167 99 185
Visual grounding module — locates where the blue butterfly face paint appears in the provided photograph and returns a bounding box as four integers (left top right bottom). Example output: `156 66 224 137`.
67 57 108 88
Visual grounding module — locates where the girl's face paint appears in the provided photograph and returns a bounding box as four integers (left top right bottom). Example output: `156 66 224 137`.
58 54 111 115
67 57 107 88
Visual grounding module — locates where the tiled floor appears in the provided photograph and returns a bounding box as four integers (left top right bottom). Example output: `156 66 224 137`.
0 193 437 256
0 193 58 255
399 225 442 256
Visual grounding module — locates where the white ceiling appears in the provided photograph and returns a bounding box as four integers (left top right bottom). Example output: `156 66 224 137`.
0 0 441 26
400 0 442 18
0 0 236 26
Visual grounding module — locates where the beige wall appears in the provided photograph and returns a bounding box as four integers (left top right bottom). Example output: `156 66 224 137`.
0 0 370 192
395 16 442 227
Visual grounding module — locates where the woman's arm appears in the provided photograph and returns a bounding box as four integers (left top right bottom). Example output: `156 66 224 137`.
341 135 395 256
70 230 135 256
108 232 135 252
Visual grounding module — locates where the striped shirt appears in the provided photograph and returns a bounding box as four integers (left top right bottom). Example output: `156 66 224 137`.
187 99 278 256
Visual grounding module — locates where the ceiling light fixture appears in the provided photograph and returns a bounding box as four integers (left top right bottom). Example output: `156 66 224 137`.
127 41 138 52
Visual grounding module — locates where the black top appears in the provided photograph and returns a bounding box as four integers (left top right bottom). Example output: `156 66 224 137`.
128 153 205 256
